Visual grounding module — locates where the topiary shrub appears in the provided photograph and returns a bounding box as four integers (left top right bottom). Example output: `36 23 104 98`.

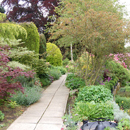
39 33 46 59
17 22 39 53
46 42 63 66
0 23 27 40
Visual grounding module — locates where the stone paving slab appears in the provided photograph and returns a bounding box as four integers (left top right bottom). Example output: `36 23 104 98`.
7 123 36 130
7 74 69 130
35 124 62 130
39 117 63 124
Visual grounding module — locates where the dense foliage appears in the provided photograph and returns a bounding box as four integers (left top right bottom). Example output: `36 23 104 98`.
0 46 35 99
76 85 113 103
105 60 130 87
65 76 86 90
17 22 39 53
116 95 130 110
0 22 27 40
39 33 46 59
72 101 114 121
46 42 63 66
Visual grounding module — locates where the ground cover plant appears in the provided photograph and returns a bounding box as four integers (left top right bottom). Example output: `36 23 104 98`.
76 85 113 103
72 101 114 122
65 74 86 90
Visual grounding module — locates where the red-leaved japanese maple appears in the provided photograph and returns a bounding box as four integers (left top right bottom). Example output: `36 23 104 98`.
0 45 35 99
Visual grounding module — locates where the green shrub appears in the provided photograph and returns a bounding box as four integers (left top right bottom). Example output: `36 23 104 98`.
0 23 27 40
63 58 69 66
117 118 130 130
115 95 130 110
7 101 18 109
49 68 62 80
10 85 42 106
7 61 31 71
76 85 113 103
65 77 86 90
117 86 130 97
66 73 75 81
40 77 51 87
0 111 4 121
17 22 39 53
66 61 76 73
104 76 119 90
39 33 46 59
72 101 114 122
53 66 67 75
46 42 63 66
9 47 48 76
106 61 130 87
15 75 41 88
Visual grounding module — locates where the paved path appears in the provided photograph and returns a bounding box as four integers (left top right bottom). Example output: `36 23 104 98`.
7 75 69 130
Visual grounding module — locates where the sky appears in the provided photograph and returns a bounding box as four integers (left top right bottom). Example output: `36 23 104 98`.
0 0 130 47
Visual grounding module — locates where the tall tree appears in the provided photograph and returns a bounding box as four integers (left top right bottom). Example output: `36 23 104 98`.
1 0 59 32
48 0 127 59
49 0 130 85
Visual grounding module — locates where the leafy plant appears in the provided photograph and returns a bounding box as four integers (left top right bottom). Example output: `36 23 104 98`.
72 101 114 122
7 101 18 109
65 77 86 90
63 58 69 66
40 77 52 87
49 68 62 80
0 111 4 121
66 73 75 81
103 76 119 90
62 114 78 130
115 96 130 110
76 85 113 103
53 66 67 75
105 60 130 87
10 85 42 106
117 118 130 130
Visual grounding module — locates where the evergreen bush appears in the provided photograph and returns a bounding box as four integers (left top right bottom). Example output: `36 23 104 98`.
46 42 63 66
17 22 39 53
39 33 46 59
0 23 27 40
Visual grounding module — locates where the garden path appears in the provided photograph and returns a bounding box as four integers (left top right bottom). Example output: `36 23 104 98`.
7 75 69 130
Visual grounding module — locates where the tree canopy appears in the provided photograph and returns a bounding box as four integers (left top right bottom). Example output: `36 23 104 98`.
48 0 130 85
1 0 60 32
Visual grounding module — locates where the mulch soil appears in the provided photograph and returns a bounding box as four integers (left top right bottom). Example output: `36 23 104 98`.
0 104 28 130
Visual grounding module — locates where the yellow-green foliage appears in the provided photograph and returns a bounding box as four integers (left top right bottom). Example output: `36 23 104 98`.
0 23 27 39
46 42 63 66
18 22 39 53
0 38 24 47
7 61 31 71
0 12 6 22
